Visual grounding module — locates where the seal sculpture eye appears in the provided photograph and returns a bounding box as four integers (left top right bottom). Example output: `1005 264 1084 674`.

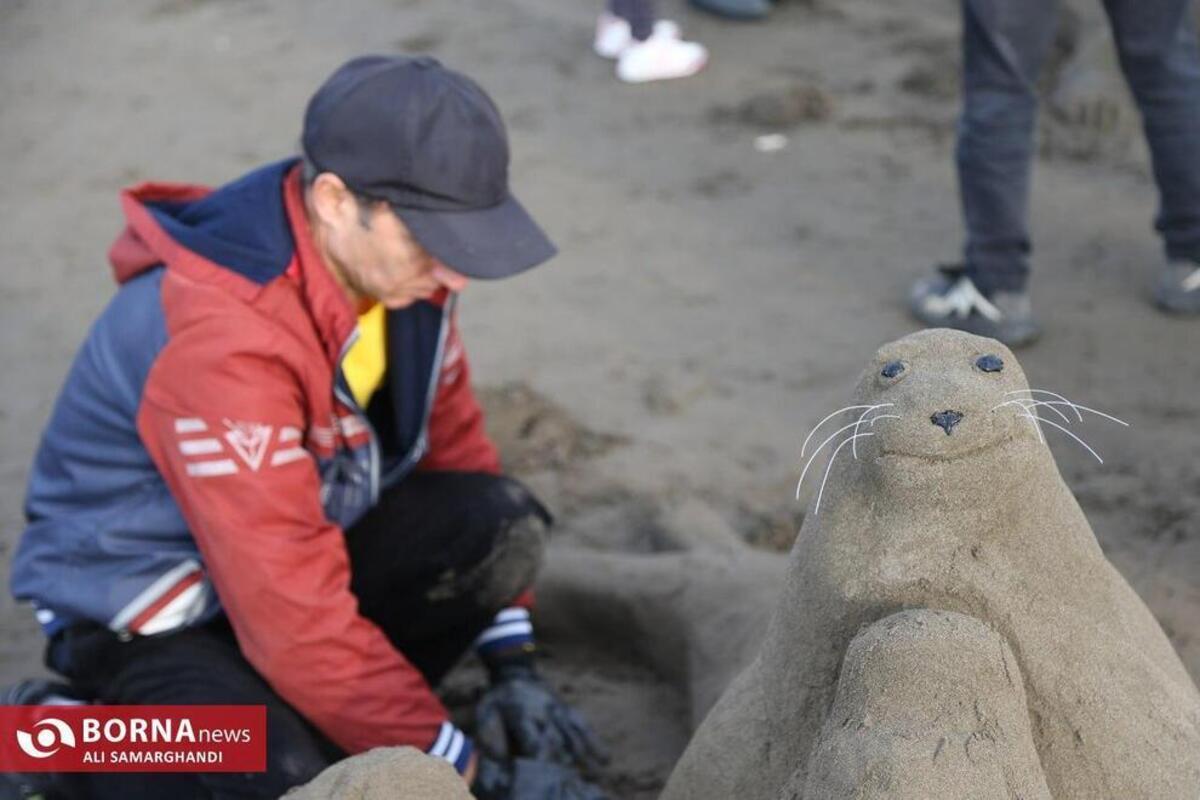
881 360 905 379
976 354 1004 373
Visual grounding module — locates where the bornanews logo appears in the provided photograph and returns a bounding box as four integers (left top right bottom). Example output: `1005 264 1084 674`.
16 717 75 758
0 706 265 773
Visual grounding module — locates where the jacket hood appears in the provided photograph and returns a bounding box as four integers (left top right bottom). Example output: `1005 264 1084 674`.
108 159 299 294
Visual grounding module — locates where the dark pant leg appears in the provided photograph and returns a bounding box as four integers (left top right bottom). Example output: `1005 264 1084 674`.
957 0 1062 293
1104 0 1200 260
608 0 656 41
344 471 550 685
47 619 334 800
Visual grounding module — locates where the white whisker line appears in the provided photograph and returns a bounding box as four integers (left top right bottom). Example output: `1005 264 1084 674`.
850 405 893 458
855 413 901 458
800 404 889 458
801 405 879 458
994 398 1061 439
814 433 874 515
995 397 1129 428
1004 389 1083 422
850 407 873 460
991 398 1071 425
1021 413 1105 463
1020 400 1128 427
1021 408 1045 444
796 421 872 500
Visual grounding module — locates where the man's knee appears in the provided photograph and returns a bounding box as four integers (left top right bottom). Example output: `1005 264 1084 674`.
428 474 550 609
960 90 1038 134
481 494 549 608
470 473 552 526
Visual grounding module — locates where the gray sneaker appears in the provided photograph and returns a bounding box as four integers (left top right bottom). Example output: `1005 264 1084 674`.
909 266 1041 347
1154 259 1200 314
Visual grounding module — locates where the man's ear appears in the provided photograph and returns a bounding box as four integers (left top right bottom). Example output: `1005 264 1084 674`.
308 172 354 228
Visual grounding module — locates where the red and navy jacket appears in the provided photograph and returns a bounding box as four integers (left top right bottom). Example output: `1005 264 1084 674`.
11 159 500 767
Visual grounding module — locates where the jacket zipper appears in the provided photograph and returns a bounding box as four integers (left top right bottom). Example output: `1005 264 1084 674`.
384 293 455 483
332 326 381 505
334 294 456 500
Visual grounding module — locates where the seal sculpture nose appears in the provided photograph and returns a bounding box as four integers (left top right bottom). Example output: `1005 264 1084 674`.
930 410 963 435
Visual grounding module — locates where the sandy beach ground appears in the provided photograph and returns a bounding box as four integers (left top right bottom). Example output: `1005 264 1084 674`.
2 1 1197 796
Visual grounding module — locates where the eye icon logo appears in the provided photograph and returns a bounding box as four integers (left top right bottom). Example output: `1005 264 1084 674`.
16 718 76 758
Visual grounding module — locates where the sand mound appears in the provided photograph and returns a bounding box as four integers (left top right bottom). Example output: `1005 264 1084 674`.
662 329 1200 799
536 545 786 728
282 746 472 800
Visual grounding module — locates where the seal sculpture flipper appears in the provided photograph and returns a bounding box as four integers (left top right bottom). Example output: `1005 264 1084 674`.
663 329 1200 799
796 609 1052 800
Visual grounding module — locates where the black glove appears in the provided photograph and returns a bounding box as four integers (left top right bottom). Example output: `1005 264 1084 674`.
475 662 609 771
473 756 609 800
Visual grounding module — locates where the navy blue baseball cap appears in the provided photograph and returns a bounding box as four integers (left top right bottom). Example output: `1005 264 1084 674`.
302 55 556 279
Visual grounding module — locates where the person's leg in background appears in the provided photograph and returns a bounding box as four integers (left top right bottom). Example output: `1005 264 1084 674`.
596 0 662 59
687 0 772 22
909 0 1060 345
958 0 1062 295
1105 0 1200 312
610 0 655 43
593 0 708 84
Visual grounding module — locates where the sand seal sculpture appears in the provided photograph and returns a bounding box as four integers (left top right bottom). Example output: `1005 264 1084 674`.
659 328 1200 799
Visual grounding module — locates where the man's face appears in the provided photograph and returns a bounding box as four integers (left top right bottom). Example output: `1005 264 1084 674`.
334 202 469 309
311 176 469 309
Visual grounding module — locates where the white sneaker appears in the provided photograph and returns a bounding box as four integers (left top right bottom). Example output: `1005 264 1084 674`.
594 13 683 60
616 31 708 83
594 12 631 58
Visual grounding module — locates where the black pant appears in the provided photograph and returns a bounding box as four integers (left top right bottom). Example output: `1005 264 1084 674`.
608 0 656 41
44 471 549 800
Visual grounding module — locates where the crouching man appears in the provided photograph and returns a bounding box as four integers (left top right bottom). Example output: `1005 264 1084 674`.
6 55 605 800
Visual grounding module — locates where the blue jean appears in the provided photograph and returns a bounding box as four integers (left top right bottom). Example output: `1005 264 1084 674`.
959 0 1200 293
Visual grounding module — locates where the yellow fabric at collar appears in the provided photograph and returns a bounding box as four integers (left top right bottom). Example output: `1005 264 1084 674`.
342 302 387 408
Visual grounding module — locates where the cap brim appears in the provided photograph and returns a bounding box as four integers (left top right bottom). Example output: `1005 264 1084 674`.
393 191 557 280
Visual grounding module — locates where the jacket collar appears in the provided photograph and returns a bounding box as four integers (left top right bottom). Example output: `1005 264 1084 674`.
282 165 359 366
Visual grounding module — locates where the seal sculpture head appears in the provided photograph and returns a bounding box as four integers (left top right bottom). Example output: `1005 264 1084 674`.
664 328 1200 800
797 328 1124 519
856 333 1025 458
